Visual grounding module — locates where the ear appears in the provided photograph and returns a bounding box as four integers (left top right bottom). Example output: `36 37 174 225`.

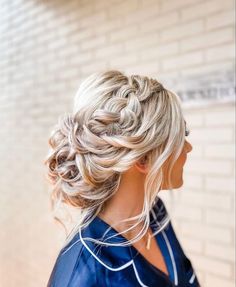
134 155 149 174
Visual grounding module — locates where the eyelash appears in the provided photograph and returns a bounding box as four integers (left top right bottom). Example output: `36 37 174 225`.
185 127 190 137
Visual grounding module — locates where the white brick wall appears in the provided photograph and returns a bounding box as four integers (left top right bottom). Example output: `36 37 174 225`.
0 0 235 286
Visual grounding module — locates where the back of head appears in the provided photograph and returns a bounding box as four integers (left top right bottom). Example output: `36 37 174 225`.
44 70 186 245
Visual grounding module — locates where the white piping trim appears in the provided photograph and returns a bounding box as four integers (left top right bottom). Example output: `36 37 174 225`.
79 228 133 271
162 231 178 286
79 228 150 286
189 272 196 284
151 203 178 286
76 201 177 286
132 261 149 287
78 206 174 287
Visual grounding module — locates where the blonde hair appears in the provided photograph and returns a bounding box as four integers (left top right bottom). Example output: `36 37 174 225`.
44 70 186 248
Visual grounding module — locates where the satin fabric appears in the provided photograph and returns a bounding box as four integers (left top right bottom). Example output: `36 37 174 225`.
47 197 200 287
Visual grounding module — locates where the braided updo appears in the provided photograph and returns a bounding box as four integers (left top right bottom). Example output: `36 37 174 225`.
44 70 186 246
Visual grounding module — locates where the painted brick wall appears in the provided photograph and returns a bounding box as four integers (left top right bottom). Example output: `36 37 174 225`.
0 0 235 286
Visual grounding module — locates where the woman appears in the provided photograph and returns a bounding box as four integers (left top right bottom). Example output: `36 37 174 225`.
44 70 200 286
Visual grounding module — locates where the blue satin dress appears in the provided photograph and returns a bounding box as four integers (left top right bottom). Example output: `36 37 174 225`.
47 197 200 287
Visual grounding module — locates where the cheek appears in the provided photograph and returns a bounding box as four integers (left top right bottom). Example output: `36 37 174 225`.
180 151 187 164
183 153 187 165
164 152 186 176
175 153 186 170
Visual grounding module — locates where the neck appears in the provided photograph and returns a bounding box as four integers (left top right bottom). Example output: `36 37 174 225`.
98 166 146 237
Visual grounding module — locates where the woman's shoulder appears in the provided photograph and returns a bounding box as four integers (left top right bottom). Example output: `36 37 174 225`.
47 232 99 287
47 234 79 286
47 226 138 287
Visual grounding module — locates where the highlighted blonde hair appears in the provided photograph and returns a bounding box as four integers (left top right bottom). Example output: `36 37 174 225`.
44 70 186 248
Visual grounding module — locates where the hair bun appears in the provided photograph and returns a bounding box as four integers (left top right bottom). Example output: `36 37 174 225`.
44 70 185 247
